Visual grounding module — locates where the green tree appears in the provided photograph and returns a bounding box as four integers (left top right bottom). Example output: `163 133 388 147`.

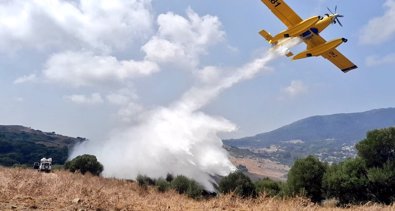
219 171 257 198
323 158 369 204
356 127 395 168
366 162 395 204
287 155 326 202
65 154 103 176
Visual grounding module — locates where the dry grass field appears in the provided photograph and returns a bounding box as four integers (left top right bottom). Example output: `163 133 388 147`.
0 167 394 211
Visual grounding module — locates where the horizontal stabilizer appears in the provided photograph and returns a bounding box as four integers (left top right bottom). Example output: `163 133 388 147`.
259 29 274 44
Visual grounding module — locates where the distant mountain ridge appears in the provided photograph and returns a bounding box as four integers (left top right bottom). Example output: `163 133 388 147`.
224 108 395 164
0 125 85 148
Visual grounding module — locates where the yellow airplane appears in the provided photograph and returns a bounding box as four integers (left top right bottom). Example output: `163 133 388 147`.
259 0 357 73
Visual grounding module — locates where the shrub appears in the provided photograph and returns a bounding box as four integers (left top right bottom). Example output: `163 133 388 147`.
64 154 103 176
171 175 190 194
186 180 203 199
156 178 171 192
219 171 257 198
255 178 281 197
287 155 326 202
170 175 204 199
136 174 156 188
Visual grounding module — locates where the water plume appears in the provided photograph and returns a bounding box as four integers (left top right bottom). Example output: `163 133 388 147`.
70 38 301 191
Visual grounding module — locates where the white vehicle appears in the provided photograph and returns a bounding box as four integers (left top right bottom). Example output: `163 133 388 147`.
38 158 52 172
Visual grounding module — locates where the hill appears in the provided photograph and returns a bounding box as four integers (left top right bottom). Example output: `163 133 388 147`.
0 125 84 166
224 108 395 165
0 167 393 211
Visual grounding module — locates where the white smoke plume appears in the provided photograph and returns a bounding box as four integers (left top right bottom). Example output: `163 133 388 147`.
69 38 300 191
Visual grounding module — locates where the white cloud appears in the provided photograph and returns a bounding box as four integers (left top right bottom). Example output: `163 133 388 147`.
13 74 37 84
142 9 225 68
0 0 153 53
43 51 159 87
366 53 395 66
360 0 395 45
282 80 308 98
38 8 226 87
142 37 187 65
65 93 104 105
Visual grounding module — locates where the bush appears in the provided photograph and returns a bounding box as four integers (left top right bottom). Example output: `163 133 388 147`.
156 178 171 192
136 174 156 187
171 175 190 194
186 180 203 199
255 178 281 197
219 171 257 198
170 175 204 199
323 158 369 205
287 155 327 202
64 154 103 176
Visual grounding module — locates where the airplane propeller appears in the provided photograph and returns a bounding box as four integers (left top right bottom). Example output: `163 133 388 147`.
327 6 344 27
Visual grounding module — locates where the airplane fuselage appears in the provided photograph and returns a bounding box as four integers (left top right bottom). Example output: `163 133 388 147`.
299 15 334 39
266 14 340 44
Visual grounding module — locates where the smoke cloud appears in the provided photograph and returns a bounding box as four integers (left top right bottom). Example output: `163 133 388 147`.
69 38 300 191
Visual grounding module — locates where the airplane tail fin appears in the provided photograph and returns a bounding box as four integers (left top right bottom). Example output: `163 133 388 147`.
260 29 294 57
259 29 276 45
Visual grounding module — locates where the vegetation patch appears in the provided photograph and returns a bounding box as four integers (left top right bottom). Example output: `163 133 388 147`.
65 154 103 176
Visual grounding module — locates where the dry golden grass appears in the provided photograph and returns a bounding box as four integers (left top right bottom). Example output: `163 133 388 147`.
0 167 394 211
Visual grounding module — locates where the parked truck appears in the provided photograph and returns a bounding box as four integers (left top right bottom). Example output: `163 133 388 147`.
38 158 52 172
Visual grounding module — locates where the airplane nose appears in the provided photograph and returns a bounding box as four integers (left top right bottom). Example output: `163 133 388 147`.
342 38 348 43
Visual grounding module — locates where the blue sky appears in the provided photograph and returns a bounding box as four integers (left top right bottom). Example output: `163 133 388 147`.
0 0 393 140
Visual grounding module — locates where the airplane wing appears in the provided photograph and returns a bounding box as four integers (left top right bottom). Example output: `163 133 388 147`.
304 35 358 73
260 0 303 27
